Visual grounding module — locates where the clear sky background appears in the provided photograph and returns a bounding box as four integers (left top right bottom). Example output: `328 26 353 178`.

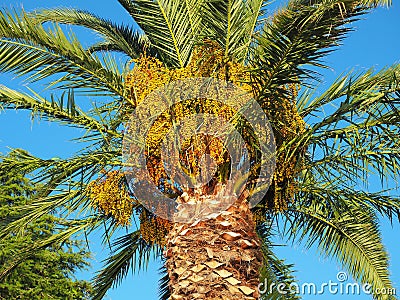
0 1 399 299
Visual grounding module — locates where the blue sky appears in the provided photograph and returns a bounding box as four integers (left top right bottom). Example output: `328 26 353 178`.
0 1 399 299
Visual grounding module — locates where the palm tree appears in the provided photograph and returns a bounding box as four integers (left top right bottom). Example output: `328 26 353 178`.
0 0 399 299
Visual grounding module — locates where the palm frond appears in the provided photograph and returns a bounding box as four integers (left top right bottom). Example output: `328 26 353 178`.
297 178 400 222
359 0 391 6
0 86 120 138
0 9 124 96
87 40 151 57
31 8 156 59
92 231 161 300
305 66 400 185
251 0 368 100
302 65 400 120
158 262 170 300
117 0 205 67
258 222 300 299
203 0 267 62
0 148 119 185
285 197 395 300
0 189 85 240
0 148 124 240
0 217 99 279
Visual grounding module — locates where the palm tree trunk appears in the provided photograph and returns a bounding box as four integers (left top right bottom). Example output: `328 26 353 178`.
165 192 263 299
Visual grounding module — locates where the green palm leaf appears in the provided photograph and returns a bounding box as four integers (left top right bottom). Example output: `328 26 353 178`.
0 9 124 96
297 179 400 222
286 195 395 300
0 149 122 240
251 0 367 101
0 86 120 138
0 217 99 279
158 263 170 300
202 0 266 62
31 8 156 58
258 223 300 299
92 231 161 300
118 0 205 67
304 66 400 186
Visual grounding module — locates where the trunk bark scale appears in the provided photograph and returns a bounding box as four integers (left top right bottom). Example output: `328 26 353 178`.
165 190 263 300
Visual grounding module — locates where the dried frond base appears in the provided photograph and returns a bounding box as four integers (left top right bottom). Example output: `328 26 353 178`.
165 197 263 299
